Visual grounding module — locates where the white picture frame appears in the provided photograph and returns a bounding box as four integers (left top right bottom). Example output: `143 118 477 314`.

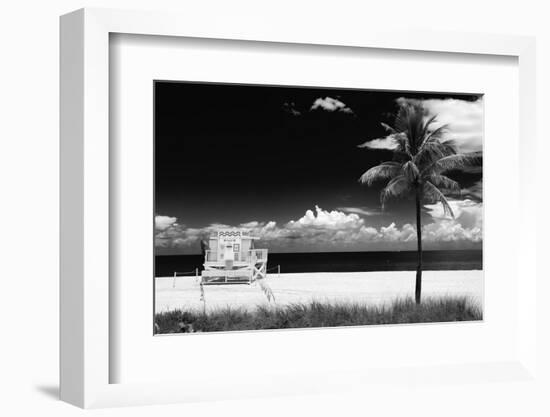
60 7 539 409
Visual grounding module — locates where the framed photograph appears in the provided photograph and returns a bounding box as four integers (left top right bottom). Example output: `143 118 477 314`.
153 81 484 335
60 8 539 409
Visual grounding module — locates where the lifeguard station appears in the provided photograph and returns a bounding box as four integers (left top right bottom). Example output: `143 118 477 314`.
201 229 268 285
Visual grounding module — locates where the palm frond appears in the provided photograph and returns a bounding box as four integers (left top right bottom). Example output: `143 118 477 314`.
380 122 397 134
422 123 449 144
423 181 455 218
395 106 419 143
403 161 420 183
430 152 482 174
380 175 411 208
392 150 413 163
414 140 457 168
359 162 402 185
425 174 461 194
394 103 437 153
393 132 412 156
420 114 438 142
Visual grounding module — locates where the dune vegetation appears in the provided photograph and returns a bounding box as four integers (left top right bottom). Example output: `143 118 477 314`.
154 297 482 334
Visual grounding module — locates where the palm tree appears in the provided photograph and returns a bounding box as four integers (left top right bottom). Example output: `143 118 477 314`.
359 103 481 304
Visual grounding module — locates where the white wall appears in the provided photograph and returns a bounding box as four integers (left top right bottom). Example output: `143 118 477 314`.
0 1 548 416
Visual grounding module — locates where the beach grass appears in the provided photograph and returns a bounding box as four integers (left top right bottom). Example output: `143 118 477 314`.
154 297 482 334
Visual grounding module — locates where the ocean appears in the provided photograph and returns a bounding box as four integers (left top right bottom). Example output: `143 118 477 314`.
155 250 482 277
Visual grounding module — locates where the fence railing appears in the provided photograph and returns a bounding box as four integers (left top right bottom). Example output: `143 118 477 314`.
205 249 268 263
172 268 199 288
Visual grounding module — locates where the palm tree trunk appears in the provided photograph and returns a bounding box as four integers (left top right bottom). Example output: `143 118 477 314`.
415 185 423 304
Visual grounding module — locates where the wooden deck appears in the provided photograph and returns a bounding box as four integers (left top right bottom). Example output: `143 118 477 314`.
202 249 268 285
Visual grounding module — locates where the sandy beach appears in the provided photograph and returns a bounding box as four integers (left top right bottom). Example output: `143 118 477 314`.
155 270 483 313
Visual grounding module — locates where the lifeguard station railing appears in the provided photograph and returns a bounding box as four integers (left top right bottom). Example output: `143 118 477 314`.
205 249 268 263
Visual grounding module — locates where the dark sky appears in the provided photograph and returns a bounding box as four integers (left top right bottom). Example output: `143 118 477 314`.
155 81 482 255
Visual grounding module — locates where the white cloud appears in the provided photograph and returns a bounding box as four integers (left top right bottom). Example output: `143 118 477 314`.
155 215 177 231
282 101 301 116
423 198 482 244
397 97 483 153
360 135 399 150
310 96 353 114
379 222 417 242
425 198 482 230
423 220 482 243
337 206 379 216
289 205 361 229
156 205 482 253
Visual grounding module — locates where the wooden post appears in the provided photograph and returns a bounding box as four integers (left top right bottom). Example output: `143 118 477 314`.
199 281 206 315
172 271 177 288
195 268 198 283
277 264 280 279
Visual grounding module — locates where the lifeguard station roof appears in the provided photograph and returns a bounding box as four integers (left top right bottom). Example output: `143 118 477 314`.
209 229 259 239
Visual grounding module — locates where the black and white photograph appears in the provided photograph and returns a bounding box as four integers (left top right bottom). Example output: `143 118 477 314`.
153 81 483 334
4 0 547 413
